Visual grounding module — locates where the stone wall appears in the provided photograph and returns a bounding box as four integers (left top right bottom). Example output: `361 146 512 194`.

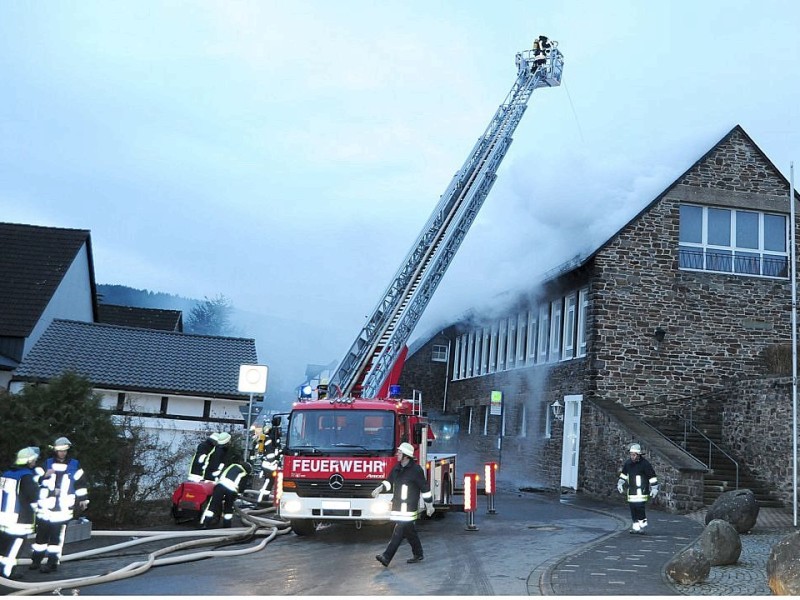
721 377 795 507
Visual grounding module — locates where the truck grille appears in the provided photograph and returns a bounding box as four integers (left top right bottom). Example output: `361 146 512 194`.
292 480 374 498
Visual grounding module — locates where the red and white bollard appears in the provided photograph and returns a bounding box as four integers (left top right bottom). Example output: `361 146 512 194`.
463 472 479 531
484 462 498 515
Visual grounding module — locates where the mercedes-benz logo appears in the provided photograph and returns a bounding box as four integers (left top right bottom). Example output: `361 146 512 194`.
329 474 344 490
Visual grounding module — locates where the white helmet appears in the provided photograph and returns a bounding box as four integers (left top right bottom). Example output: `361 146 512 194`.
215 432 231 446
397 442 415 458
52 437 72 451
629 443 642 454
15 447 38 465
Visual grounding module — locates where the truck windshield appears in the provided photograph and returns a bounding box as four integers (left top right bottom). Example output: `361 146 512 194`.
287 410 395 454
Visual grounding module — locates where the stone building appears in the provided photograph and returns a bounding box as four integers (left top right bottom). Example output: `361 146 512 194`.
399 125 798 513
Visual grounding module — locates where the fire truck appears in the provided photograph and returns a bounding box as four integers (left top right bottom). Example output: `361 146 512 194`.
276 394 455 535
276 37 564 536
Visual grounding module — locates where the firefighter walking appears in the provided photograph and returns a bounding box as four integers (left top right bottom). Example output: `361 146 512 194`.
0 447 40 580
617 443 659 534
30 437 88 573
373 442 434 567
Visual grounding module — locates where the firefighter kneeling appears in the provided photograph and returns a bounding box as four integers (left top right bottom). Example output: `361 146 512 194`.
373 442 434 567
200 462 251 529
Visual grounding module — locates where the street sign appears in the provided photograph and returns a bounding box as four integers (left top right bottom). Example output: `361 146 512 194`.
238 364 269 394
239 404 263 417
490 390 503 415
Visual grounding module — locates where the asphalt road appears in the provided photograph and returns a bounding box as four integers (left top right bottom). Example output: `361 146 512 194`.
5 489 622 596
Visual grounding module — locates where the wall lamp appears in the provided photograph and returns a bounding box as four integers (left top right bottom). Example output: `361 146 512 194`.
653 327 666 343
551 399 564 422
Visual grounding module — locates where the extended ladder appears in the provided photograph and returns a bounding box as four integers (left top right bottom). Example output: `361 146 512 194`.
330 38 564 398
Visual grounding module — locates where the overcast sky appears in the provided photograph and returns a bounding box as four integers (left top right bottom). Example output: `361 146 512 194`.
2 1 799 390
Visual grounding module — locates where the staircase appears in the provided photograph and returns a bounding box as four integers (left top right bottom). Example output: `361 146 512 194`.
651 416 784 508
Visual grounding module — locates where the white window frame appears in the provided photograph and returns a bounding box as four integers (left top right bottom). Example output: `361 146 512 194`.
679 203 789 278
538 305 549 363
481 328 489 375
498 319 507 370
506 317 516 369
577 287 588 357
562 292 577 360
488 324 498 374
549 299 562 363
431 344 448 362
472 330 481 377
453 337 461 380
466 331 475 378
527 310 538 363
517 312 527 365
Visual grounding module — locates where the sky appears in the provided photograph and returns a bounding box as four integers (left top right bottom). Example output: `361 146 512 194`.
2 1 799 397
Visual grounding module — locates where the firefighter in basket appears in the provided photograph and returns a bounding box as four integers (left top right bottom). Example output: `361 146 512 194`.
373 442 434 567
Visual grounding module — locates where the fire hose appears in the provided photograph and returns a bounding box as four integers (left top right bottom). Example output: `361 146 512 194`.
0 497 291 596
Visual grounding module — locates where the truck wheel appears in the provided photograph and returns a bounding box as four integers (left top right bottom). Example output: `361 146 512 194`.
291 519 316 536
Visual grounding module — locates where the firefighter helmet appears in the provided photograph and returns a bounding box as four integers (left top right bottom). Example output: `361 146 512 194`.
52 437 72 451
397 442 415 458
15 447 38 465
215 432 231 446
629 443 642 454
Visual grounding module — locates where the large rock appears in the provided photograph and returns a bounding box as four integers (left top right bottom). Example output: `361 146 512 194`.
767 531 800 595
665 547 711 585
699 519 741 565
704 489 759 533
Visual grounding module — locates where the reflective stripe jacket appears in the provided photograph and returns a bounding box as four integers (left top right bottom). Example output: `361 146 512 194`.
0 466 39 535
37 457 87 523
217 463 248 493
379 459 432 522
619 457 657 503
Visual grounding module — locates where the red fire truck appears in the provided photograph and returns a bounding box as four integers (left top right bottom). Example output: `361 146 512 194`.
276 395 456 535
275 38 562 536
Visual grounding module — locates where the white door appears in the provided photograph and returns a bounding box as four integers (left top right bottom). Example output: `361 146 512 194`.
560 395 583 489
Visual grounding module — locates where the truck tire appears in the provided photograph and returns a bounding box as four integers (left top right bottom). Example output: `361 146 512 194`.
291 519 316 536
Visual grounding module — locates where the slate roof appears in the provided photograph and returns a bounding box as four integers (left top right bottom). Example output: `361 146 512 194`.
97 303 184 332
13 319 258 399
0 222 96 337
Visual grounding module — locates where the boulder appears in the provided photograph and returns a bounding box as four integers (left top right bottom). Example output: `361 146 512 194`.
665 547 711 585
767 531 800 595
704 489 759 533
699 519 741 565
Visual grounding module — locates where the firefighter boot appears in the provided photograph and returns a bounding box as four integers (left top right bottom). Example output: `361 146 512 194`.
39 554 59 574
375 554 390 567
28 551 43 571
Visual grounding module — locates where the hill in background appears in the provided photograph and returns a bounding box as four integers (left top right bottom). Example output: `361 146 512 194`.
96 284 348 411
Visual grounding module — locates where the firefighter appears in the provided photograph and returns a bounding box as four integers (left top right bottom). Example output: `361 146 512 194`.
617 443 659 534
373 442 434 567
200 462 251 528
188 432 231 482
30 437 88 573
0 447 40 580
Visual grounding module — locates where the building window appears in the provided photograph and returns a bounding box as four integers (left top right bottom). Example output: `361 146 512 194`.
562 293 576 360
498 319 507 370
679 204 788 277
452 337 461 380
517 313 527 365
116 392 125 412
459 334 468 379
527 310 538 363
472 332 481 376
466 332 475 378
432 344 448 362
481 328 489 375
506 318 516 369
577 287 589 357
549 299 562 362
488 325 498 373
538 305 549 363
160 396 169 415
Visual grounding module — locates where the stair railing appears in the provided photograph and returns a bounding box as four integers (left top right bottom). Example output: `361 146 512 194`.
686 423 739 490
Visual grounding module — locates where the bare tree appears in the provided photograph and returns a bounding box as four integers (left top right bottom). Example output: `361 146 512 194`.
185 294 236 336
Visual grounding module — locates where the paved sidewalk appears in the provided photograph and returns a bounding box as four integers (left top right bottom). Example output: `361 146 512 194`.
537 497 798 596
